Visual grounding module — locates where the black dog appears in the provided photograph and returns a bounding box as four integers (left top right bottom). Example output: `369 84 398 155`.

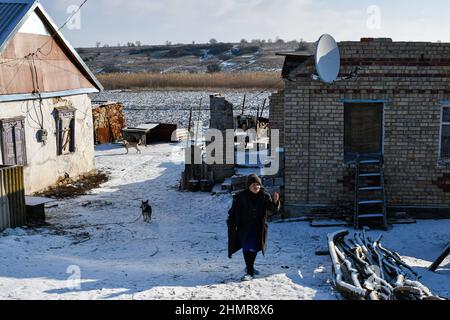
140 200 152 223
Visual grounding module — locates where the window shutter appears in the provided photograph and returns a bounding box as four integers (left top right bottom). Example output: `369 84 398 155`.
2 127 16 165
14 122 27 166
57 118 63 156
69 118 76 153
55 108 76 155
1 119 26 166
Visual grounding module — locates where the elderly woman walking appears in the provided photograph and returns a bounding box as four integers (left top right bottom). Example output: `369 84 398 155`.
227 174 281 281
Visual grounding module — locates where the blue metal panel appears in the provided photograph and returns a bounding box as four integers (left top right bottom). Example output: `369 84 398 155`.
0 1 36 53
439 100 450 105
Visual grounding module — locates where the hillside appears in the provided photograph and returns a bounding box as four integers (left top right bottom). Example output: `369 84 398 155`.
76 41 314 74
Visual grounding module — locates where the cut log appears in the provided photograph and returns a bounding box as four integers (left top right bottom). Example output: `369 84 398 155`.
428 244 450 272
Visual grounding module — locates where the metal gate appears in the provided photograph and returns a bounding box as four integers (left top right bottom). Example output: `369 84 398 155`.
0 165 26 231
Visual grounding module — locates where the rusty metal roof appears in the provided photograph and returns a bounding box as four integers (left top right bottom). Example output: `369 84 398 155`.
0 0 36 53
276 50 314 57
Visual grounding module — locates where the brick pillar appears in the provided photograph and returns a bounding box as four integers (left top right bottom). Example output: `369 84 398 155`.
208 95 235 182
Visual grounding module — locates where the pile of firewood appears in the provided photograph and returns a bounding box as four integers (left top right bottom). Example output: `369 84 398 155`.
328 230 445 300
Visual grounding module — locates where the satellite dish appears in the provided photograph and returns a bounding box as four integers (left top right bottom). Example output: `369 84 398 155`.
314 34 340 84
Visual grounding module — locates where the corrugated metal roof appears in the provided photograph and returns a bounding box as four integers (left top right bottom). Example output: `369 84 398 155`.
0 0 36 52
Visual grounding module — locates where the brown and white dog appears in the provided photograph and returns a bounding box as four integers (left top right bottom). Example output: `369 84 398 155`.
123 139 142 154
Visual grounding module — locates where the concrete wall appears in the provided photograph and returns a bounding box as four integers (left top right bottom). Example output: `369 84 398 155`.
280 39 450 215
208 95 235 182
0 94 96 194
210 95 235 131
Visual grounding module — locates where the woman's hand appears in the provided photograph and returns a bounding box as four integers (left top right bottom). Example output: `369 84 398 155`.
273 192 280 203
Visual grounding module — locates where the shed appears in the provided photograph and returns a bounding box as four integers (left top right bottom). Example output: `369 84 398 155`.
122 123 178 145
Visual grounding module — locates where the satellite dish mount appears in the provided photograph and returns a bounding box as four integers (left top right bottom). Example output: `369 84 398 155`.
312 34 360 84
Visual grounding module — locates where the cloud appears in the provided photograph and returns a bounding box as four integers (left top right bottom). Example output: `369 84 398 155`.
39 0 450 46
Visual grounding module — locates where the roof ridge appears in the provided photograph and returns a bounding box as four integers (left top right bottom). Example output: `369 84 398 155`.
0 0 103 93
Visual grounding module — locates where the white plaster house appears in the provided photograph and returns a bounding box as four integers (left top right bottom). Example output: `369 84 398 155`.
0 0 103 194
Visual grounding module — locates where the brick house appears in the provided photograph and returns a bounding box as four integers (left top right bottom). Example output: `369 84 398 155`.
270 38 450 218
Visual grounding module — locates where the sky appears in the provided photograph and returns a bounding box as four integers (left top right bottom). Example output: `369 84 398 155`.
39 0 450 48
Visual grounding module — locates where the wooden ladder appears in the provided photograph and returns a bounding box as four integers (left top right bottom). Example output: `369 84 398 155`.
354 155 388 230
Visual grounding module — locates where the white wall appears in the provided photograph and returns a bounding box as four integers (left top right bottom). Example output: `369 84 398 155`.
0 94 96 194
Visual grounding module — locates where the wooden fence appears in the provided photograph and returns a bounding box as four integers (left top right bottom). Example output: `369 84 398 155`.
0 165 26 231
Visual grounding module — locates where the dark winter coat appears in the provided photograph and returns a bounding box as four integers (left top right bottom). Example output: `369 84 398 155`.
227 188 280 258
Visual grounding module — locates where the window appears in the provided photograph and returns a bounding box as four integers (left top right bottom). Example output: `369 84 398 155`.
55 107 76 155
344 102 383 162
440 106 450 161
0 117 27 166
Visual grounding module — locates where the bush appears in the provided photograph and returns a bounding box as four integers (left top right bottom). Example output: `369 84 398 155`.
206 64 221 73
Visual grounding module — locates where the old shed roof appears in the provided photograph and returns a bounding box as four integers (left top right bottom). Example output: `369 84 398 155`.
276 51 313 79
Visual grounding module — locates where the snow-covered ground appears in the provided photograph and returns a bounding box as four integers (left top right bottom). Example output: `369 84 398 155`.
90 90 272 128
0 143 449 300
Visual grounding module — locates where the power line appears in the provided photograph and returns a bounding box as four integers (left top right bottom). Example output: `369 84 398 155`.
1 0 88 66
233 77 284 114
0 57 28 67
35 0 88 56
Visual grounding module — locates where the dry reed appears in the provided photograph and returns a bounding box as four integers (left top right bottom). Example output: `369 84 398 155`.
97 72 284 90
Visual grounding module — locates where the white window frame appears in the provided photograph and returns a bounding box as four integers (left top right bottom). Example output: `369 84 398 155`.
439 104 450 163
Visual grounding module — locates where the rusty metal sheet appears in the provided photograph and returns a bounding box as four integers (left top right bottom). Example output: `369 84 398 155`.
0 32 95 95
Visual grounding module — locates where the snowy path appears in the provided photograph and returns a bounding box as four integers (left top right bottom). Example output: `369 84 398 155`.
0 143 449 300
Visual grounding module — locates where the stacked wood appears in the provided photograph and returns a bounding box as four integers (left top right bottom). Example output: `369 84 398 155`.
92 102 126 144
328 230 445 300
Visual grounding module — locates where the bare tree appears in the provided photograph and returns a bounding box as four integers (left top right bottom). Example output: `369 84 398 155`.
275 36 284 44
209 38 218 44
297 38 308 51
95 41 101 48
